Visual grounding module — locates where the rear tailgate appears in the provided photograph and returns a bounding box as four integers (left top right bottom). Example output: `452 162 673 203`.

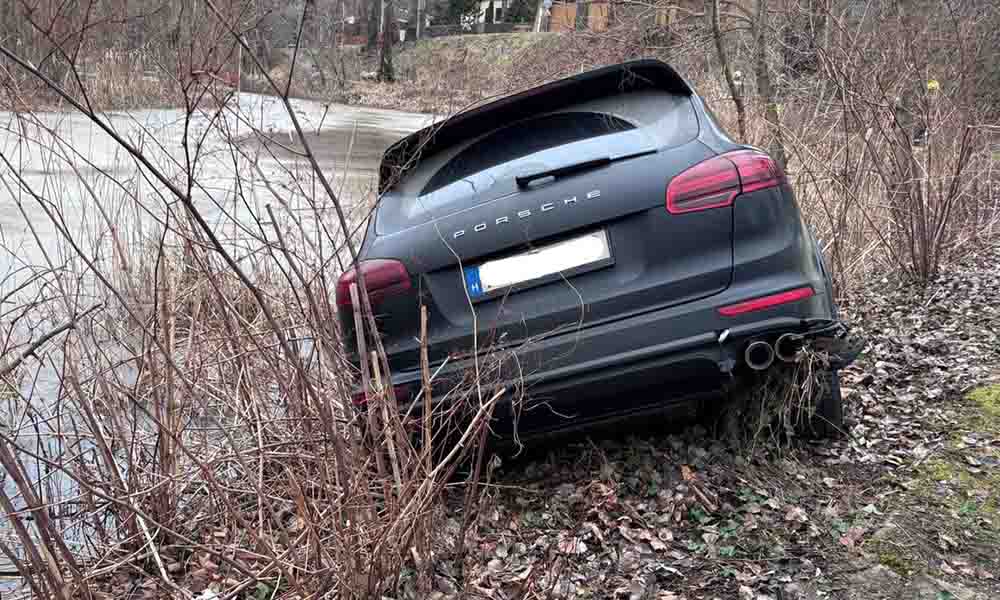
355 62 733 370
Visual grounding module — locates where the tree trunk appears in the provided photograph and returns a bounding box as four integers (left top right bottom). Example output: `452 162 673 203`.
534 0 547 32
367 0 381 51
754 0 786 169
709 0 747 141
892 88 925 278
409 0 419 38
416 0 424 39
254 0 272 71
575 0 588 30
378 0 394 82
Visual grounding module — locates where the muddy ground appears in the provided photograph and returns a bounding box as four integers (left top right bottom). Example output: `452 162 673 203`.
421 242 1000 600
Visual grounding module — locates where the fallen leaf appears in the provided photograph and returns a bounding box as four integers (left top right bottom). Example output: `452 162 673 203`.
681 465 695 481
839 526 867 549
558 536 588 555
190 568 211 581
938 533 957 550
784 506 808 523
619 525 640 543
584 521 605 545
629 578 651 600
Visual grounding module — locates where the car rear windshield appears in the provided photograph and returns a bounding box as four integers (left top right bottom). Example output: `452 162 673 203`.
422 112 635 196
375 92 698 235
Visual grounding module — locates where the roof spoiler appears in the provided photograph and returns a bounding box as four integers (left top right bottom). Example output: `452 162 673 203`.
378 59 694 192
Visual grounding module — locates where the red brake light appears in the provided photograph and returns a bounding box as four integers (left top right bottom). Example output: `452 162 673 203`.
727 150 785 193
666 155 740 214
666 150 784 214
718 286 814 316
352 384 412 406
336 259 411 308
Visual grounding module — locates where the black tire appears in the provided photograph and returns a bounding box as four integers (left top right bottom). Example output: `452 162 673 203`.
808 370 844 438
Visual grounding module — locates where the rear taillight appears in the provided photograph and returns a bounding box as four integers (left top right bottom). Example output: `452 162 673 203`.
336 259 411 308
666 150 785 214
666 154 740 214
352 384 412 406
728 150 785 193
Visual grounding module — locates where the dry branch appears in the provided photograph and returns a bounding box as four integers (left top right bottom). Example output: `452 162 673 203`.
0 304 101 378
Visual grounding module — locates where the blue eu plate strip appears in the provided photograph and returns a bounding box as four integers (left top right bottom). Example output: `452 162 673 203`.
463 266 484 299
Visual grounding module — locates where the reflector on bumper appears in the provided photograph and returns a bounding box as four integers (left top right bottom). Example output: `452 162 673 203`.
718 286 815 316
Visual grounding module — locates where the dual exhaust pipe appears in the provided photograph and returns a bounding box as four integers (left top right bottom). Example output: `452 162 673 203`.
744 333 804 370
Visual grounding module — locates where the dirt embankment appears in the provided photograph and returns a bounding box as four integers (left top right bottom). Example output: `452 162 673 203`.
423 243 1000 600
264 32 653 115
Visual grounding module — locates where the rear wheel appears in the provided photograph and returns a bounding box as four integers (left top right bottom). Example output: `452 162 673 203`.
712 368 844 442
807 370 844 438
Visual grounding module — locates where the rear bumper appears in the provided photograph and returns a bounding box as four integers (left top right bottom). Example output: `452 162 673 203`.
378 275 848 433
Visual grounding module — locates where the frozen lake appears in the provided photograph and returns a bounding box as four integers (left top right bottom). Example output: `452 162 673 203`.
0 93 431 283
0 94 431 585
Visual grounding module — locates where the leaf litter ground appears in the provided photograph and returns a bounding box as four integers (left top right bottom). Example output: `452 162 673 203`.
420 243 1000 600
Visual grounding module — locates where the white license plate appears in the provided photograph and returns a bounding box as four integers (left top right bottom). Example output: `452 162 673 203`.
463 230 613 300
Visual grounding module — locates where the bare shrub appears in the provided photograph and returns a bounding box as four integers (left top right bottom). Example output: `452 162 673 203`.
0 3 507 599
1 223 502 598
85 48 179 110
717 344 842 456
783 1 997 284
2 0 1000 596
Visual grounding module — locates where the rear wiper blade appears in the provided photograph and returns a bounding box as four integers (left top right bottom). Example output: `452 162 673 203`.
514 149 656 189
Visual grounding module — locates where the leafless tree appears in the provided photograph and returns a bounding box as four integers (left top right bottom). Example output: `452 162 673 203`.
708 0 747 141
0 1 498 598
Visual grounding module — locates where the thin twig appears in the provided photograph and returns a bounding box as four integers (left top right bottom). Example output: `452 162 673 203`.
0 304 101 378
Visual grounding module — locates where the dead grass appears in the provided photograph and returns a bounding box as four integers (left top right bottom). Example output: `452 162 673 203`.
720 345 835 455
1 48 182 112
83 49 180 111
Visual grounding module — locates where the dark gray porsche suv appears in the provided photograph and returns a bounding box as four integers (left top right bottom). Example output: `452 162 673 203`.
338 60 855 438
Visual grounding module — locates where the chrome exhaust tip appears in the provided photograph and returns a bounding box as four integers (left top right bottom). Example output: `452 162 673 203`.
775 333 804 362
745 340 775 371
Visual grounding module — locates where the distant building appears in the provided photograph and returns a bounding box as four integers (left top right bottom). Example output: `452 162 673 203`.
547 0 610 32
477 0 508 24
459 0 518 32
